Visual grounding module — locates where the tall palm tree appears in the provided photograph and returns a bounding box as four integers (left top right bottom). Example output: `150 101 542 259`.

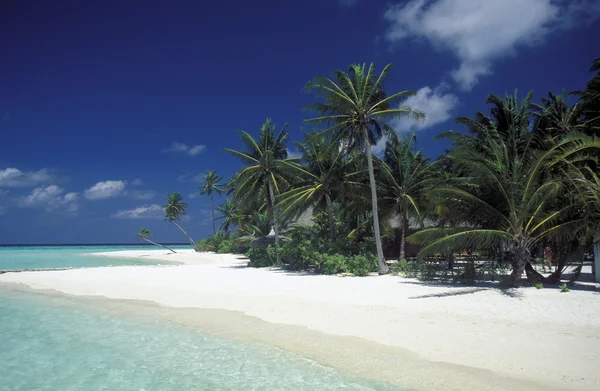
303 62 424 274
137 228 176 253
199 170 224 234
164 192 197 250
278 133 352 242
378 134 438 260
224 119 297 245
572 57 600 136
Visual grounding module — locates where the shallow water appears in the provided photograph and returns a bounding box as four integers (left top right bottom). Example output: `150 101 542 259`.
0 245 188 270
0 287 401 390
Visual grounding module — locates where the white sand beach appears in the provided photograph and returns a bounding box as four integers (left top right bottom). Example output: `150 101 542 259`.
2 249 600 391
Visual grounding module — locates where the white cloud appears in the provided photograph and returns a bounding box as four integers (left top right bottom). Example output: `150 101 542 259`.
384 0 600 90
0 167 54 187
287 148 302 159
19 185 79 213
163 142 206 157
188 192 200 199
84 180 126 200
178 173 202 183
131 179 144 186
111 204 164 219
129 190 156 200
393 85 459 132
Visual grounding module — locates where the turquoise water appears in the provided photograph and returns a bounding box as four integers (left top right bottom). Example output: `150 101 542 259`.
0 288 400 390
0 245 190 271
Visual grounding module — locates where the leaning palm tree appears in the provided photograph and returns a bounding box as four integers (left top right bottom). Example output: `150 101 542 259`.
137 228 176 253
224 119 298 246
164 192 198 250
378 134 438 260
278 133 352 242
303 62 424 274
199 170 224 234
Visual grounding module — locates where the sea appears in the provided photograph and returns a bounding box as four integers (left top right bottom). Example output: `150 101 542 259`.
0 245 401 390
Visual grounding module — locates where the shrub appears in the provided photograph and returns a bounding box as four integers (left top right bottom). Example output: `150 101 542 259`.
391 259 409 276
560 283 570 293
534 282 544 289
319 254 348 275
346 254 377 276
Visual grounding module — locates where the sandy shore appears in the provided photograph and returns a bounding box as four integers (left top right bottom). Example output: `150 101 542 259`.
2 249 600 390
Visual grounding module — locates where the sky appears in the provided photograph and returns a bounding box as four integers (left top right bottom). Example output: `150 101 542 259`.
1 0 599 244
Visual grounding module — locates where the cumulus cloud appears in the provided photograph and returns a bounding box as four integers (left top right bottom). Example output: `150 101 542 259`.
163 142 206 157
393 85 459 132
0 167 54 187
84 180 127 200
131 179 144 186
111 204 164 219
384 0 600 90
19 185 79 213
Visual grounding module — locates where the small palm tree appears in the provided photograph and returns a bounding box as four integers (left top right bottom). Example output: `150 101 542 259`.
378 134 438 260
216 198 241 232
224 119 298 245
137 228 176 253
304 62 424 274
199 170 224 234
278 133 352 242
164 192 198 251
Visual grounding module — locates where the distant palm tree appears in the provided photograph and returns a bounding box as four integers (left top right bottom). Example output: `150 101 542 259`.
216 198 241 232
137 228 176 253
224 119 297 245
199 170 224 234
379 134 438 260
571 57 600 135
304 62 424 274
164 192 198 250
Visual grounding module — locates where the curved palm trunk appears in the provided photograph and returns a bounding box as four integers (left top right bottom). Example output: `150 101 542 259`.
366 142 388 274
325 193 336 242
172 220 197 251
211 194 216 234
142 238 177 253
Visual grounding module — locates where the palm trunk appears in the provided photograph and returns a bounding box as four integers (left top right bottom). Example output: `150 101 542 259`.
399 209 407 261
173 220 197 251
267 181 280 264
510 243 530 287
325 192 336 242
365 142 388 274
211 194 216 234
447 250 454 270
143 238 177 253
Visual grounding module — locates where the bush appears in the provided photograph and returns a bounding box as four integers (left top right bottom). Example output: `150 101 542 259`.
318 253 377 276
319 254 348 275
534 282 544 289
560 283 570 293
391 259 409 276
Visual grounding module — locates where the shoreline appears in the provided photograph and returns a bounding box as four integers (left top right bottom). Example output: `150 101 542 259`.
2 249 600 390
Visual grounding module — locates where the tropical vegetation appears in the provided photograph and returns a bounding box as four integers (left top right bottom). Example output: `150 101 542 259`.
148 59 599 287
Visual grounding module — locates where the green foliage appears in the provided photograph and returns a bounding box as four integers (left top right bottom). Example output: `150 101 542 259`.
390 259 409 276
560 283 570 293
535 282 544 289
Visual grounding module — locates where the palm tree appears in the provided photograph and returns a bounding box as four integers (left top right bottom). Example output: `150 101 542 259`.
216 198 241 232
572 57 600 136
199 170 224 234
378 134 438 260
303 62 424 274
137 228 176 253
278 133 351 242
164 192 198 250
408 92 600 286
224 119 297 246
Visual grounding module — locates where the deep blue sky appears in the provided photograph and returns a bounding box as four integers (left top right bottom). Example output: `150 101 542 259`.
1 0 598 244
